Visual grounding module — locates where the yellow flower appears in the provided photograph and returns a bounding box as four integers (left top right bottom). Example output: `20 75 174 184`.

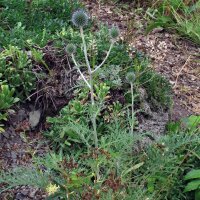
46 183 60 195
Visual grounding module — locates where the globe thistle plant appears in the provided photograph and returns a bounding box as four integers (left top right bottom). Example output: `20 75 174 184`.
66 44 76 55
72 10 89 28
68 10 120 181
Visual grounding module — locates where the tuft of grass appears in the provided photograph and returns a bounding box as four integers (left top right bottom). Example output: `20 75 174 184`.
146 0 200 44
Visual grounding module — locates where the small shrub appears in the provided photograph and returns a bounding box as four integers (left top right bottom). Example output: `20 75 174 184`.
0 46 36 99
0 84 19 132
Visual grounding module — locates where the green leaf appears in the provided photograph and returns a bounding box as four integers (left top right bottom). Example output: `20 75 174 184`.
146 16 173 33
122 162 144 177
184 180 200 192
181 115 200 130
147 177 156 193
184 170 200 180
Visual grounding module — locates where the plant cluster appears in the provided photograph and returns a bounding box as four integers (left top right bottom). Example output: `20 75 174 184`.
146 0 200 44
0 46 36 99
0 0 81 47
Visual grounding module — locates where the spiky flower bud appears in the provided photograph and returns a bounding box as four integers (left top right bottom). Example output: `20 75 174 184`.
126 72 136 84
72 10 89 28
109 25 120 40
66 44 76 55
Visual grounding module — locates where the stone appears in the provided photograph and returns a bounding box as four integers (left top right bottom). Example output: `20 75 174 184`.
29 110 41 129
15 193 26 200
29 189 37 198
17 109 27 122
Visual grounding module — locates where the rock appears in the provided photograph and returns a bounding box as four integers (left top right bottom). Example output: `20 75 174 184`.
21 190 29 196
29 110 41 129
15 193 26 200
17 109 27 122
1 131 10 139
29 189 37 198
11 151 17 160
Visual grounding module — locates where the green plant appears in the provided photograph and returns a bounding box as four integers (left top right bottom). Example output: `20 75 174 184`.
146 0 200 44
0 84 19 132
97 65 122 88
184 169 200 200
0 122 143 199
67 10 119 162
129 50 172 109
0 85 19 110
126 72 136 135
0 0 81 47
67 9 120 180
0 45 36 98
167 115 200 134
131 127 200 200
31 48 51 74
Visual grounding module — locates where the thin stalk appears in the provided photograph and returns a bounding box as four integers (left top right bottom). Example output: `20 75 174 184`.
80 27 99 180
71 54 91 89
89 72 98 149
80 27 91 73
131 83 134 135
92 42 114 73
80 27 98 149
41 60 51 75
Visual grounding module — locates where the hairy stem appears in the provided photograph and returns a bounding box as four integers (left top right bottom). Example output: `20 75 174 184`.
80 27 99 180
80 27 92 73
131 83 134 135
92 41 114 73
71 54 91 89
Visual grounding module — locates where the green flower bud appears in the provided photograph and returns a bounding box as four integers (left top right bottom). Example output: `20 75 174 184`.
109 25 120 40
66 44 76 55
72 10 89 28
126 72 136 83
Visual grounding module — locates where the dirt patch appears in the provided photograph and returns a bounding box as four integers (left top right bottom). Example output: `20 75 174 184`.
132 30 200 116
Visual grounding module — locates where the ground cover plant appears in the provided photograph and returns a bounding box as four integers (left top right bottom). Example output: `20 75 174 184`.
0 0 199 199
146 0 200 44
0 0 81 47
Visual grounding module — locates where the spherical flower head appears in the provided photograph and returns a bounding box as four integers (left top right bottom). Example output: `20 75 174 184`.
72 10 89 28
126 72 136 84
109 25 120 40
66 44 76 55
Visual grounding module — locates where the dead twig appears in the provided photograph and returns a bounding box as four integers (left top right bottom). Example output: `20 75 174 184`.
173 56 191 88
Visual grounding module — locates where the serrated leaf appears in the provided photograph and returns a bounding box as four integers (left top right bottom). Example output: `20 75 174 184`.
184 170 200 180
184 180 200 192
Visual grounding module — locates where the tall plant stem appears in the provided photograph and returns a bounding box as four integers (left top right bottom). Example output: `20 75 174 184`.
80 27 98 149
131 83 134 135
92 41 114 73
80 27 100 180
